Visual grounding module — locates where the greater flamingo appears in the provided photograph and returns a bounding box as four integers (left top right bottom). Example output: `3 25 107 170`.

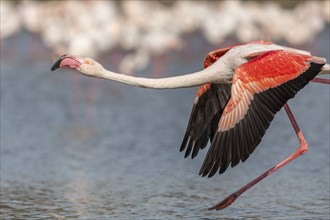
51 40 330 210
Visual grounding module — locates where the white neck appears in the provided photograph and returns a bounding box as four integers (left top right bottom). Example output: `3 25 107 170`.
97 62 229 89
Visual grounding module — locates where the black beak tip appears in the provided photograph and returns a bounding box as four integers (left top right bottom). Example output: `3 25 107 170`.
51 54 67 71
51 63 59 71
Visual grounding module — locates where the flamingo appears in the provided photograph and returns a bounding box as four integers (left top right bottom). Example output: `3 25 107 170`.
51 40 330 210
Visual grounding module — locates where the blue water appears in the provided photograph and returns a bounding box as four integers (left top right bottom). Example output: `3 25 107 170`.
1 31 329 219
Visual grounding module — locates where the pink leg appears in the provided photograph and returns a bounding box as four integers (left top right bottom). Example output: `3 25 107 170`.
209 103 307 210
72 74 81 122
311 78 330 84
209 78 329 210
86 79 97 124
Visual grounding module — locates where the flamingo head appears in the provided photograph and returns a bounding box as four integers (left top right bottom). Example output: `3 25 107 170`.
51 54 104 77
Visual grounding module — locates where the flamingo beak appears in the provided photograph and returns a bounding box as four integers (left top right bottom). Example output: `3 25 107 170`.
51 55 84 71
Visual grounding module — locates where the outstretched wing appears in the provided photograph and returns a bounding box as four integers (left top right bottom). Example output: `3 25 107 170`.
180 83 231 158
199 50 325 177
180 40 273 160
180 43 237 159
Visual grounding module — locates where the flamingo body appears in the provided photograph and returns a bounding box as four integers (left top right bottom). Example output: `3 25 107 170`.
203 40 272 68
180 42 324 177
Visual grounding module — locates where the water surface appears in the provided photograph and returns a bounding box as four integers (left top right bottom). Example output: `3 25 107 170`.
1 32 329 219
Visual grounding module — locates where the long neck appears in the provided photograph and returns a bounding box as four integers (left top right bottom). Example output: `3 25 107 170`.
97 63 227 89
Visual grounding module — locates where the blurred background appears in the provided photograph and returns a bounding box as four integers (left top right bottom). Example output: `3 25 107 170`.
1 0 329 219
1 0 330 73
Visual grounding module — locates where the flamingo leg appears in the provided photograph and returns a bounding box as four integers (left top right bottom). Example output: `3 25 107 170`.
310 77 330 84
86 79 96 124
209 78 329 210
72 74 81 122
209 103 307 210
